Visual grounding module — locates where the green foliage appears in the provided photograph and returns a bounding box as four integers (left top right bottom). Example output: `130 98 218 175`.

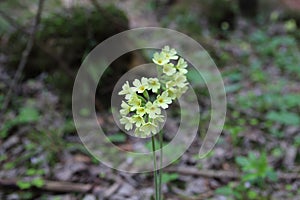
31 177 45 188
216 152 276 199
224 125 244 146
4 162 15 170
216 183 260 200
249 30 300 78
17 177 45 190
18 107 40 123
107 133 127 143
26 168 45 176
236 152 277 183
236 91 300 112
162 6 202 35
17 180 32 190
248 60 267 83
294 136 300 147
271 147 284 158
161 173 179 184
4 4 129 108
0 106 40 138
266 111 300 126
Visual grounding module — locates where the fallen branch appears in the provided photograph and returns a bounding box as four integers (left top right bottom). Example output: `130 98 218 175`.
0 178 102 194
0 0 45 114
165 167 300 180
165 167 240 179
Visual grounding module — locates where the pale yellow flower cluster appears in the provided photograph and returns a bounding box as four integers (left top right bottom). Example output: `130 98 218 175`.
118 46 189 137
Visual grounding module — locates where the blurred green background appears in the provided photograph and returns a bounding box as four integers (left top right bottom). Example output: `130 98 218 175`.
0 0 300 199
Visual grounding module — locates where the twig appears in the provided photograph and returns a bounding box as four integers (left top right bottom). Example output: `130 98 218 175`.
0 178 102 193
165 167 300 180
165 167 240 179
103 177 122 198
0 0 45 114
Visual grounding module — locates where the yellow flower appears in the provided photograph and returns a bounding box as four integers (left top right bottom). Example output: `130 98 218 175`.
134 127 143 137
176 58 188 74
118 81 134 99
140 122 157 136
173 72 187 88
162 46 178 60
136 106 146 116
148 78 160 93
120 101 131 116
133 77 149 93
166 80 176 89
118 46 189 137
134 127 150 138
145 101 161 118
132 115 145 127
152 114 165 125
163 63 176 76
128 94 141 111
154 91 172 109
120 116 134 131
152 52 169 66
166 87 177 99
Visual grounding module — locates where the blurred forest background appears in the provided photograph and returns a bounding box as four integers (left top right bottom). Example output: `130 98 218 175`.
0 0 300 199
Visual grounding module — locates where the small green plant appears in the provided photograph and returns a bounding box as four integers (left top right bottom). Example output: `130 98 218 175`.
0 106 40 138
161 173 179 184
216 152 277 199
216 182 259 200
249 30 300 79
236 152 277 184
17 177 45 190
266 111 300 126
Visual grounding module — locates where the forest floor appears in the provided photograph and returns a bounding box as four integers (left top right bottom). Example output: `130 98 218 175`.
1 0 300 200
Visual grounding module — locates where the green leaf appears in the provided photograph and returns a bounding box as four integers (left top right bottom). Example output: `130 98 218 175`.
17 107 40 123
215 186 234 196
266 111 300 125
235 157 250 167
26 168 37 176
247 190 258 199
242 173 258 182
294 136 300 147
0 154 7 162
4 162 15 170
267 171 278 182
161 173 179 184
225 84 241 93
107 133 126 143
17 180 32 190
32 177 45 188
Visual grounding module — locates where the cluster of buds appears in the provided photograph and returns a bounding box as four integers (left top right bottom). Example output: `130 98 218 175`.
118 46 189 138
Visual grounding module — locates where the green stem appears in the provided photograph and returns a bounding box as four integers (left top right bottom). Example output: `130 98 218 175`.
151 135 158 200
158 130 163 200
